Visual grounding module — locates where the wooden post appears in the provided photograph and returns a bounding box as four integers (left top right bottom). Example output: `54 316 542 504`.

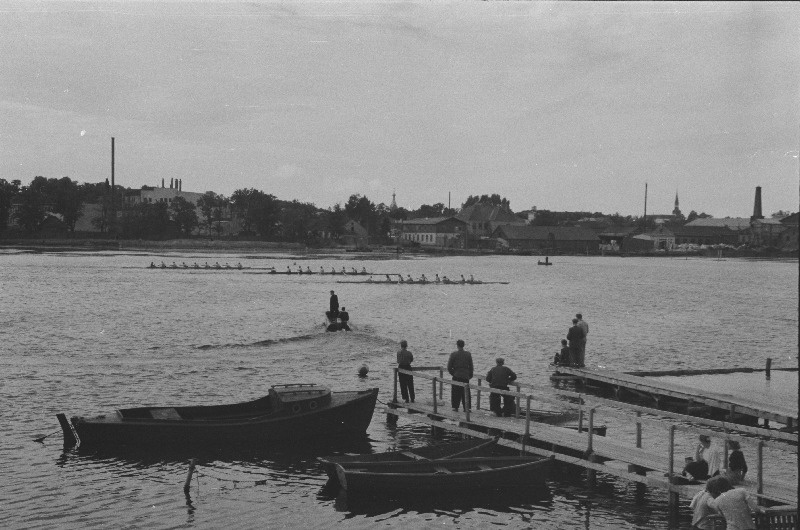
184 458 196 495
635 411 642 448
667 425 679 520
587 408 595 452
476 378 482 410
464 383 471 423
392 368 398 403
765 357 772 380
439 368 444 399
524 395 532 442
756 440 764 505
514 384 521 419
432 377 438 414
578 397 584 434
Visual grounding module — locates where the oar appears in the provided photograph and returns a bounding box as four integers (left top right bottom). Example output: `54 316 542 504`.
33 430 61 443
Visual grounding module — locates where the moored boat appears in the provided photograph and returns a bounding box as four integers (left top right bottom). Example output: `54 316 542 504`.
59 384 378 449
319 437 498 481
334 454 551 496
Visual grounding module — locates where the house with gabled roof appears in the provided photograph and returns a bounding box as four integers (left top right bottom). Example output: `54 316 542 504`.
400 216 466 248
492 225 600 254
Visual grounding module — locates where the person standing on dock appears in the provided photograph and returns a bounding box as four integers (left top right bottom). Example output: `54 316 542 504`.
486 357 517 416
567 319 585 368
447 340 473 412
396 340 415 403
576 313 588 366
683 434 722 480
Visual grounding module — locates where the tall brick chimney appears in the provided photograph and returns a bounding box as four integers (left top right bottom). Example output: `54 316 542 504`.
751 186 764 221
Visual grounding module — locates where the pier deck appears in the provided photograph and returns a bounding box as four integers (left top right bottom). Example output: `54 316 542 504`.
386 368 798 512
553 366 798 430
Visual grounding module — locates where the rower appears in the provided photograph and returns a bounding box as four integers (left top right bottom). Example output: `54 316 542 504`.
331 267 336 274
182 262 188 268
469 274 475 283
385 274 392 282
361 267 367 273
341 266 346 273
320 266 324 274
352 267 357 273
287 266 292 273
149 262 156 268
406 274 414 283
214 262 221 269
171 261 178 268
194 262 200 269
420 274 427 283
435 274 440 282
367 276 373 282
460 275 466 283
237 262 243 269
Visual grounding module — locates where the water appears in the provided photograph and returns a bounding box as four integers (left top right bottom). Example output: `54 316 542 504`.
1 252 797 529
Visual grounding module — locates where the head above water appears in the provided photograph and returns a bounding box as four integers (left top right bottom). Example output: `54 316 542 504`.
456 339 465 348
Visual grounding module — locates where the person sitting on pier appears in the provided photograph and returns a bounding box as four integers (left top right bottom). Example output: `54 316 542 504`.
338 307 350 331
555 339 571 366
396 340 415 403
725 440 748 483
683 435 722 480
486 357 517 417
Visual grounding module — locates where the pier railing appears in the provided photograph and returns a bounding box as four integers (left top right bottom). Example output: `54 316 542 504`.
390 367 798 507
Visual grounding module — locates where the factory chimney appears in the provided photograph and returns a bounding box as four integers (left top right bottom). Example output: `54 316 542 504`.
751 186 764 221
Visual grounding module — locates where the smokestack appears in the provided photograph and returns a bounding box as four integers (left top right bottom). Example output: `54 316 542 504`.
179 179 182 191
170 178 174 189
162 178 165 188
751 186 764 221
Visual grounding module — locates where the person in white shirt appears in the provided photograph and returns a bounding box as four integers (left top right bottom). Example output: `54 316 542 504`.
705 476 762 530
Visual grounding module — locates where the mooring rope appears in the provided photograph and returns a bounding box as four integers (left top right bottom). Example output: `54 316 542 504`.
193 465 272 488
33 430 61 443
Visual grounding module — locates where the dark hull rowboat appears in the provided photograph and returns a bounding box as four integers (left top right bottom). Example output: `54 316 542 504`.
319 437 498 480
59 384 378 448
335 455 551 496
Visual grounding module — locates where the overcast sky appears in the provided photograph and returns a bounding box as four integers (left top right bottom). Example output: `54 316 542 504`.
1 1 798 217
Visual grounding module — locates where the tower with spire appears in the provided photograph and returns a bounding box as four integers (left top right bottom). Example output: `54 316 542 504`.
390 190 397 211
672 191 682 219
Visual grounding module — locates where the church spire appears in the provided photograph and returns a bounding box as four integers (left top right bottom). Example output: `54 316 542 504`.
390 190 397 211
672 190 682 218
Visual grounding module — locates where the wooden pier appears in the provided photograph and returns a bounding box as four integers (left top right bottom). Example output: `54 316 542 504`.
552 366 798 431
385 367 798 520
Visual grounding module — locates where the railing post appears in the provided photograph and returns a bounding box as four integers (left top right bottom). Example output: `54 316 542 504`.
524 395 532 440
667 425 675 484
667 425 679 521
476 378 481 410
438 368 444 399
636 411 642 448
392 367 398 403
587 408 595 452
578 396 584 434
432 377 438 414
465 382 471 422
757 440 764 505
514 384 521 419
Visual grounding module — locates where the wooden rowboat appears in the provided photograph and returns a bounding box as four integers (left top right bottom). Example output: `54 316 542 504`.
58 384 378 449
335 454 551 496
318 437 498 481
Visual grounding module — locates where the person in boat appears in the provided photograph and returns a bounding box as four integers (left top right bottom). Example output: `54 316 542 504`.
327 290 339 322
460 275 466 283
435 273 440 282
441 275 450 283
214 262 221 269
341 266 347 274
398 275 405 283
181 262 188 268
486 357 517 417
330 267 336 274
567 318 585 368
286 266 292 273
406 274 414 283
149 262 156 268
396 339 415 403
306 266 312 273
366 276 373 282
469 274 475 283
447 339 473 412
351 267 358 274
361 267 367 274
385 274 392 282
419 274 427 283
237 262 243 269
171 261 178 268
204 261 210 268
338 307 350 331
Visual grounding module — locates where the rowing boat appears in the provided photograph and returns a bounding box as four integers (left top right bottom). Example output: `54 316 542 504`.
318 437 498 481
58 384 378 449
334 454 551 496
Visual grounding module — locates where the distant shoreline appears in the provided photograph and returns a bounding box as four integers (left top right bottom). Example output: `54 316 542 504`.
0 238 796 260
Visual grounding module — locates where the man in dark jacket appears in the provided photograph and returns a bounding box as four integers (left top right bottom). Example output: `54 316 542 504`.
486 358 517 416
567 318 585 367
327 290 339 322
447 339 473 412
338 307 350 331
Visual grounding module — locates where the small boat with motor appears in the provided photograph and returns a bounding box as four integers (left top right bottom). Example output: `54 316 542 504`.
537 257 553 266
57 384 378 449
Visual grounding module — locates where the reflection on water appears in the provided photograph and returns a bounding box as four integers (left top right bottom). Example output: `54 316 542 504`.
2 252 797 529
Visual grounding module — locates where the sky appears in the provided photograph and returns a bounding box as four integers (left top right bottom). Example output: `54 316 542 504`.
1 1 798 217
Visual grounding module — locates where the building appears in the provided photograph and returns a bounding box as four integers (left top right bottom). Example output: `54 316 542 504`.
627 226 675 251
124 179 204 207
673 225 740 246
401 217 467 248
492 225 599 254
456 203 526 239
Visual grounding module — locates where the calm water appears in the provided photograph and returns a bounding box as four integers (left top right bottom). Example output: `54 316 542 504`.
1 251 797 529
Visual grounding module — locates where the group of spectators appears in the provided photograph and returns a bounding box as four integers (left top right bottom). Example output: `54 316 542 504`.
395 338 518 418
555 313 589 368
